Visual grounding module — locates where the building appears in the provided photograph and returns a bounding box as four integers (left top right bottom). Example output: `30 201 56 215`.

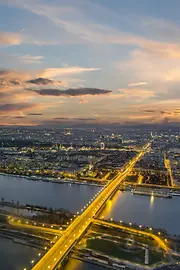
100 142 105 150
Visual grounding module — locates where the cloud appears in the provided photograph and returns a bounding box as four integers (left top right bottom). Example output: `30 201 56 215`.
12 116 26 119
0 68 107 115
2 115 26 119
141 42 180 59
1 1 180 126
76 118 95 121
160 110 172 115
17 55 44 64
118 88 155 99
162 117 169 124
30 88 112 97
128 82 149 87
28 113 43 116
0 70 10 76
0 78 21 86
0 68 31 81
39 67 100 78
0 32 22 45
6 0 180 60
119 48 180 85
53 117 95 121
141 109 173 115
54 117 69 120
0 67 93 89
0 66 99 81
0 92 8 98
0 103 36 112
79 98 88 104
140 17 180 43
142 109 156 113
4 0 180 67
26 77 61 85
174 109 180 114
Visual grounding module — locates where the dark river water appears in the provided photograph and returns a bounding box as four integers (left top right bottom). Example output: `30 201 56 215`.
100 190 180 235
0 174 100 213
0 237 39 270
0 174 180 269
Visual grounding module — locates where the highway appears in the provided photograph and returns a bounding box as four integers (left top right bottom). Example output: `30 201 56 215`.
137 174 143 184
8 218 62 236
32 145 150 270
93 219 169 252
164 154 174 187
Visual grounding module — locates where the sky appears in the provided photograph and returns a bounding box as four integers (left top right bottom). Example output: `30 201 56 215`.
0 0 180 127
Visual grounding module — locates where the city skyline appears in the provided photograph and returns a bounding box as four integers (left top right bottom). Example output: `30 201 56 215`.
0 0 180 126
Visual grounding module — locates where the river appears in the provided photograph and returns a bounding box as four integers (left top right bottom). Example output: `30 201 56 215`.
62 258 106 270
1 174 180 269
0 174 100 213
100 190 180 235
0 237 39 270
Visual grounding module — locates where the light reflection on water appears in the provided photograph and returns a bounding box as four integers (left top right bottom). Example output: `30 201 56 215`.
150 195 154 208
62 258 107 270
1 174 180 269
62 258 84 270
98 191 180 235
0 237 39 270
99 190 123 219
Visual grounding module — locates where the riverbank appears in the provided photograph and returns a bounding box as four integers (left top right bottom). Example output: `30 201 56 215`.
0 230 45 250
132 190 172 198
0 172 104 187
0 237 40 270
73 251 178 270
119 185 180 197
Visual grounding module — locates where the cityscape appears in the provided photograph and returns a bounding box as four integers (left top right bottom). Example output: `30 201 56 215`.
0 128 179 270
0 0 180 270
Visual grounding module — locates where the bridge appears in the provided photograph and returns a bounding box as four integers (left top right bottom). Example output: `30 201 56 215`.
8 218 62 236
32 144 150 270
164 153 175 187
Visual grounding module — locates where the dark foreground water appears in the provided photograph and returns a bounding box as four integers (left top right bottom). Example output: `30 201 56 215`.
0 237 39 270
62 258 106 270
1 175 180 269
0 238 105 270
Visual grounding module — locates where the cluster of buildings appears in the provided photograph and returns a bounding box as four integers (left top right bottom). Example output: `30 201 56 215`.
134 131 180 186
0 128 179 186
0 127 150 178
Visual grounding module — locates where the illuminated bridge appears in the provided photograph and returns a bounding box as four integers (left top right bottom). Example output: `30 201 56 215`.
32 144 150 270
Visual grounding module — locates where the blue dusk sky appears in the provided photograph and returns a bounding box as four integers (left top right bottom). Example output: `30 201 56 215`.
0 0 180 126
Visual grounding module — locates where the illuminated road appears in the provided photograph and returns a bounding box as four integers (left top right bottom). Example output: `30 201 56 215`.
164 154 174 187
137 174 143 184
8 218 62 236
32 144 150 270
93 219 169 252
